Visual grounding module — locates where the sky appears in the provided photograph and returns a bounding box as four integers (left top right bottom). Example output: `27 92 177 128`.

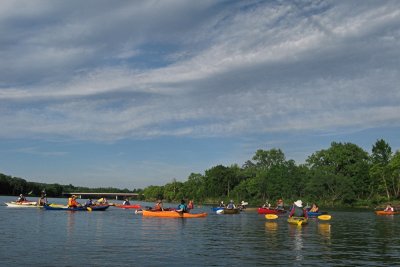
1 0 399 189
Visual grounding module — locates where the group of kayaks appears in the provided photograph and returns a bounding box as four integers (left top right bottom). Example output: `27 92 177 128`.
6 200 398 221
5 201 111 211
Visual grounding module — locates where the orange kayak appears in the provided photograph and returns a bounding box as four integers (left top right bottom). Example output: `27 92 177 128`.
375 210 400 215
142 210 207 218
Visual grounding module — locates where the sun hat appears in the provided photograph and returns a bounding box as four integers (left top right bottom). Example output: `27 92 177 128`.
294 200 303 207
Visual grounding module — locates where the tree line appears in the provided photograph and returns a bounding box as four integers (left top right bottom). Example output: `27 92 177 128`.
0 174 143 199
142 139 400 207
1 139 399 207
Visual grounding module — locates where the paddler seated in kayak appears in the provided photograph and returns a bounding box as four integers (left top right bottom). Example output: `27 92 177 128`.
276 198 284 210
85 198 93 207
176 199 188 213
188 200 194 210
262 201 271 208
289 200 308 218
38 192 48 206
16 194 27 203
97 197 108 204
309 203 319 212
219 201 226 207
68 195 80 208
384 203 394 212
226 200 236 209
154 199 164 211
123 198 131 205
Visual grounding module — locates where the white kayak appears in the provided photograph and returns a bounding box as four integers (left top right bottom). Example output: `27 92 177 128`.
5 201 38 207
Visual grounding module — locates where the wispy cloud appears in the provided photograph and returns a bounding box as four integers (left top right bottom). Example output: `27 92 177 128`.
1 0 399 143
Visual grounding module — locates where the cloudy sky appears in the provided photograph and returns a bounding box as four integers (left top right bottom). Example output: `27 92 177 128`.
1 0 399 189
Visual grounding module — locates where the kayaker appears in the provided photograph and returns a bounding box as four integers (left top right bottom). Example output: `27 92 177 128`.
289 200 308 218
85 198 93 207
68 195 80 208
219 201 226 207
176 199 188 213
123 198 131 205
384 203 394 212
17 194 27 202
226 200 236 209
98 197 108 204
262 201 271 208
188 200 194 210
309 203 319 212
154 199 164 211
38 192 48 206
276 199 284 210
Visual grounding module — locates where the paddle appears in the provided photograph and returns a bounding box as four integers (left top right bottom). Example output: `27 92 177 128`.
265 214 278 220
86 207 92 212
318 214 331 220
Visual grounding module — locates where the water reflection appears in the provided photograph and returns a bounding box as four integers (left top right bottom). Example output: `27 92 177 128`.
318 223 331 239
265 222 278 232
288 224 307 262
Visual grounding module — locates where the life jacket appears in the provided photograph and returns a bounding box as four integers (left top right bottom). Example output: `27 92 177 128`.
68 198 78 207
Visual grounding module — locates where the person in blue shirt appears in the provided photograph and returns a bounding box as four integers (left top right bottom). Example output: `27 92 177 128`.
85 198 93 207
176 199 188 213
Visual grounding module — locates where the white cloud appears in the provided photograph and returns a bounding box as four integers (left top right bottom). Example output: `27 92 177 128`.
0 0 399 142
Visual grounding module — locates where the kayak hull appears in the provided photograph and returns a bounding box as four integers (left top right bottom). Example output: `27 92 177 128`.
43 205 110 211
220 208 240 214
288 217 308 225
115 204 142 209
5 201 37 207
142 210 207 218
307 211 322 217
257 208 286 214
375 210 400 215
211 207 224 212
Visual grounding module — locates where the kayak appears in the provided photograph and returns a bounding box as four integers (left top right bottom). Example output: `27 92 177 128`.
288 217 308 225
114 204 142 209
217 208 240 214
375 210 400 215
211 207 224 212
257 207 286 214
43 205 110 211
142 210 207 218
307 211 322 217
5 201 38 207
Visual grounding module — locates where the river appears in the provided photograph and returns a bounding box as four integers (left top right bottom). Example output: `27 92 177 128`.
1 196 399 266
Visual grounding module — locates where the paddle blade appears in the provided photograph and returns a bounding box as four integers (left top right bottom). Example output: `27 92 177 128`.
265 214 278 220
86 207 92 212
318 214 331 220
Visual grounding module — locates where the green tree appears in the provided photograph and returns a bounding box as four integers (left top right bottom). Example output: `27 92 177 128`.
370 139 392 200
306 142 370 205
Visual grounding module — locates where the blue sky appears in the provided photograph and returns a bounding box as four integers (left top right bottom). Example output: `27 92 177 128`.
1 0 399 189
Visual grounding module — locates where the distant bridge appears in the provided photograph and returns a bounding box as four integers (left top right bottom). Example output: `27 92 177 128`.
63 192 141 200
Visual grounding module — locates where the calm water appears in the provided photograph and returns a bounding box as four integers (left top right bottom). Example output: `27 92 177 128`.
1 196 400 266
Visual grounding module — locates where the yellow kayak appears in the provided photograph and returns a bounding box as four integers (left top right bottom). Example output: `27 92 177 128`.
288 217 308 225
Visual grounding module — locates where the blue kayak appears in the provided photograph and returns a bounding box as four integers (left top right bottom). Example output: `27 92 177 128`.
211 207 224 212
307 211 328 217
43 205 109 211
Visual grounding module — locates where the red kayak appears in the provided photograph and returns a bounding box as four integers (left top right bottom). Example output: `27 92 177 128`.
257 207 287 214
115 204 142 209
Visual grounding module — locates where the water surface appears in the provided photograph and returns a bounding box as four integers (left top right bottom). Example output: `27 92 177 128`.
1 196 399 266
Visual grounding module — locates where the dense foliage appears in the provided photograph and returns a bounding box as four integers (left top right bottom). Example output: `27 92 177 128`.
0 174 143 199
2 139 399 207
143 139 400 207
